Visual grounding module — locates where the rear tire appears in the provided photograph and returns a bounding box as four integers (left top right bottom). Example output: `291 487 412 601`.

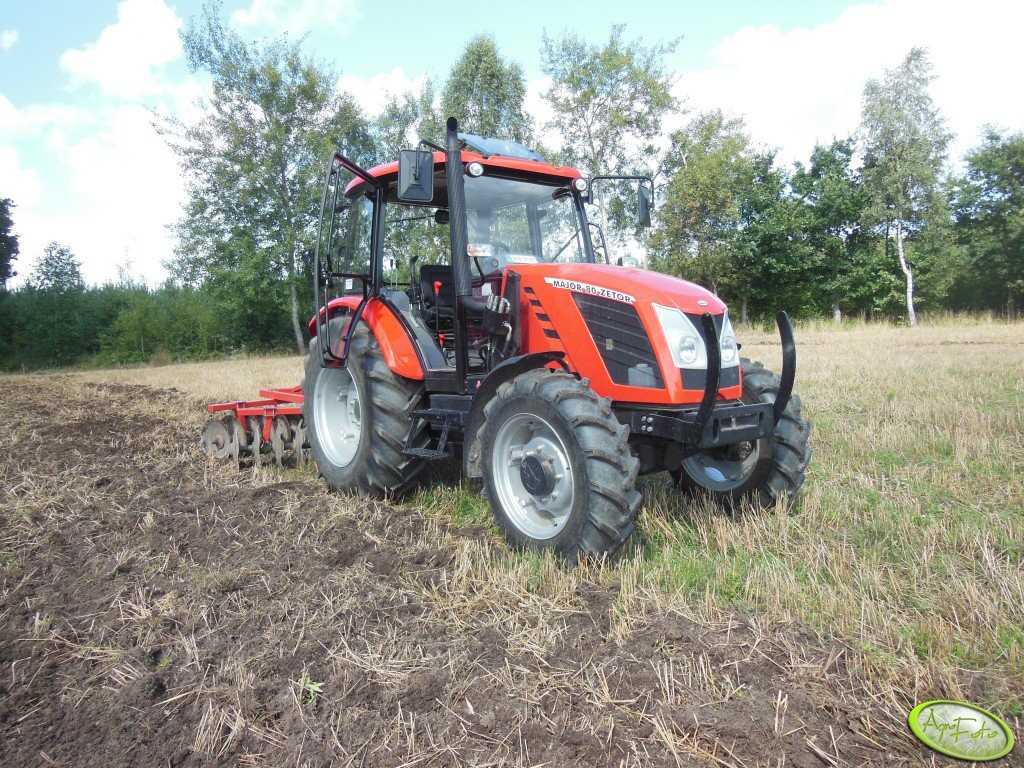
302 325 428 496
676 358 811 509
480 369 641 563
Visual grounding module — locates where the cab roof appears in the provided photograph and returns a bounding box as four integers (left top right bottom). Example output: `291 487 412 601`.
343 150 582 197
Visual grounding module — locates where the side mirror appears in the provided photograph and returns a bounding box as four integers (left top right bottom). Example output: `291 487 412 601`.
638 185 652 227
398 150 434 202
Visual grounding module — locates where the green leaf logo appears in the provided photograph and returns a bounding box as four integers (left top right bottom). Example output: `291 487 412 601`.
908 700 1015 761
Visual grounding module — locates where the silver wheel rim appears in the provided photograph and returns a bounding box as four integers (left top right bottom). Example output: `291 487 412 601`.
681 438 764 492
313 366 362 468
492 413 574 540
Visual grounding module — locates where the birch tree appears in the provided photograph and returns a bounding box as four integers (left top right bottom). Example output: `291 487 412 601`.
859 48 951 327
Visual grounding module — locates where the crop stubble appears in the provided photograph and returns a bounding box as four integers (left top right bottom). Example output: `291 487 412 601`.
1 319 1021 766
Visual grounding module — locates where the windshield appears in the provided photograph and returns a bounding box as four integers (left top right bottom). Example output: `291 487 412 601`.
463 175 588 264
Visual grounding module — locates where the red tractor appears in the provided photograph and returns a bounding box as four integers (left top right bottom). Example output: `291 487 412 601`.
204 118 811 562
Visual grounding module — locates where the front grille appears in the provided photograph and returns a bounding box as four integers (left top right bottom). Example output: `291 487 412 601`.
681 366 740 390
573 294 664 388
684 312 725 342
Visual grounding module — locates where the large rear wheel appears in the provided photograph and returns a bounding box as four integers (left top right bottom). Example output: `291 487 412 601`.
676 358 811 508
480 369 641 563
302 325 428 496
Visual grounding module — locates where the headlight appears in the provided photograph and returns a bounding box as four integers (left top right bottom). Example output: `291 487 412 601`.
653 305 740 370
678 336 699 365
653 304 705 369
720 312 738 367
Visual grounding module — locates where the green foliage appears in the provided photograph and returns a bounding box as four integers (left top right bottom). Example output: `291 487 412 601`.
541 25 677 177
369 81 440 163
649 111 751 291
952 128 1024 312
440 35 531 142
859 48 952 326
0 197 17 290
30 242 85 292
791 140 891 318
164 3 369 353
297 672 324 705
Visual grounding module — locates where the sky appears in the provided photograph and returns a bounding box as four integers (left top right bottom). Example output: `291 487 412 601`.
1 0 1023 287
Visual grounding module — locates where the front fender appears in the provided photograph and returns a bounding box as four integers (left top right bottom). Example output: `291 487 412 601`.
309 297 424 381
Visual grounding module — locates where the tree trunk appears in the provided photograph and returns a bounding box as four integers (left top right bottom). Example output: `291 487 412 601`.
894 220 917 327
832 300 842 323
741 297 748 325
290 282 306 354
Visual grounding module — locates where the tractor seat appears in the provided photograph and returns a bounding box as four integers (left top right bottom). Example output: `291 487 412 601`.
419 264 487 322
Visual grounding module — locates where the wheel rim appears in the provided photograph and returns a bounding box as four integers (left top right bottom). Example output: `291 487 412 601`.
313 366 362 468
681 437 765 492
492 413 574 540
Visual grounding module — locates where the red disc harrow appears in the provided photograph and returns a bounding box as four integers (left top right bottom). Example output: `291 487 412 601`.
201 385 308 467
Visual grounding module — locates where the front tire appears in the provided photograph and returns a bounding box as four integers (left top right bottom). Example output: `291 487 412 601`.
480 369 641 563
302 325 428 496
677 358 811 508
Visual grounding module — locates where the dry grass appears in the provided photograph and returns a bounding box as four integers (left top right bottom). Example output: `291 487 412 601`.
2 317 1021 766
65 318 1024 704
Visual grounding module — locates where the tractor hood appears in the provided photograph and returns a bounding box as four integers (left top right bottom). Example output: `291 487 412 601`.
513 262 740 406
515 263 727 316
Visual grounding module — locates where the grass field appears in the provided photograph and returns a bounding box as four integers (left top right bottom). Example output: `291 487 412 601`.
2 317 1021 766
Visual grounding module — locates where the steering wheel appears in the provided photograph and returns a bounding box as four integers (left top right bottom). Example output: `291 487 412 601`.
474 242 513 277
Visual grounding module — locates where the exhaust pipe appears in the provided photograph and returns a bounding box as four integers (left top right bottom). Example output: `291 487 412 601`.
445 117 471 391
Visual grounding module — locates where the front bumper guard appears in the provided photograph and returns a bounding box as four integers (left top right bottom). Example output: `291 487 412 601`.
623 311 796 454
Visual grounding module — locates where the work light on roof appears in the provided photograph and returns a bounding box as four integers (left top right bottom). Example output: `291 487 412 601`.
466 161 484 177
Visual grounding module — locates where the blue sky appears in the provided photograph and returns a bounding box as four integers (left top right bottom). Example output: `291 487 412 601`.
2 0 1023 286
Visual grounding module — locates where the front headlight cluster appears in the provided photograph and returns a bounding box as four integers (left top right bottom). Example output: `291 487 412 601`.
652 304 739 370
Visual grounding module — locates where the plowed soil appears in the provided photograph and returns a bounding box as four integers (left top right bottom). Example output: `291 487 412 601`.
0 375 1012 766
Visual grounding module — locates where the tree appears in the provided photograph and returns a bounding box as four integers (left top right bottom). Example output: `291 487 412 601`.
30 242 84 292
440 35 531 142
0 197 17 290
542 26 677 242
649 111 752 295
164 3 368 354
953 128 1024 313
859 48 952 327
731 152 819 321
541 25 677 177
791 140 887 320
370 81 441 163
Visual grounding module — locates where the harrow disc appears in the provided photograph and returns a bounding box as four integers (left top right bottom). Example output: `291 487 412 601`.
201 417 233 461
288 417 308 464
269 417 291 467
225 417 241 468
247 417 265 467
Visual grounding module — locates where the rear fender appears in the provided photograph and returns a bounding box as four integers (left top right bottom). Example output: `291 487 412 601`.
462 351 569 478
309 297 424 381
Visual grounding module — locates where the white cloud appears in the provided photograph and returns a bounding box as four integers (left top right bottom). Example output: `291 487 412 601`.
0 146 42 207
337 67 426 117
677 0 1024 166
524 76 558 151
0 28 18 52
60 0 182 99
5 0 195 287
232 0 361 37
10 104 181 287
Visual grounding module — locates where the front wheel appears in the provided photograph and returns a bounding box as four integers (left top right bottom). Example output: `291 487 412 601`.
480 369 641 563
302 325 428 496
676 358 811 509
